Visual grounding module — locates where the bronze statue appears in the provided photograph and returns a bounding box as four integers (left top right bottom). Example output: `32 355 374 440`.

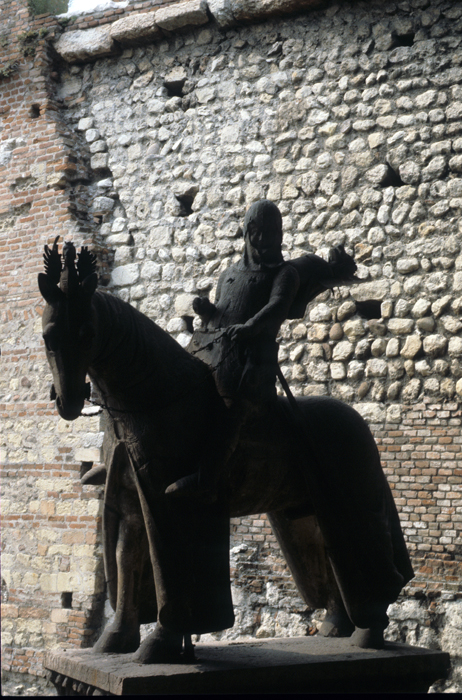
38 205 413 663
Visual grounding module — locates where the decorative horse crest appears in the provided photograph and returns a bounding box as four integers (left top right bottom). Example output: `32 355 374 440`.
38 237 98 419
38 236 98 305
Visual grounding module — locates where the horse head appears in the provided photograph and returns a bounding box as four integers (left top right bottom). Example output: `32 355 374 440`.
38 237 98 420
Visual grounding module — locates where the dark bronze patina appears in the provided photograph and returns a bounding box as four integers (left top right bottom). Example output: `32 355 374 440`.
38 203 413 663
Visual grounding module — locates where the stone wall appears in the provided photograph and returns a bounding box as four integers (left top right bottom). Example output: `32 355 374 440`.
1 0 461 693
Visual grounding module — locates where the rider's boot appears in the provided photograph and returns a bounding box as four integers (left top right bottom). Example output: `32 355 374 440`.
164 472 217 503
319 600 355 638
81 465 107 485
93 618 140 654
132 623 184 663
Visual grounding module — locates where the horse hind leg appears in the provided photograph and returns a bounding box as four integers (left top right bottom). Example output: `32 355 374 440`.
267 511 354 638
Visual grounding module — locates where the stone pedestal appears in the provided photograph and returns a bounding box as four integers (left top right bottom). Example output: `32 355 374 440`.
45 636 450 695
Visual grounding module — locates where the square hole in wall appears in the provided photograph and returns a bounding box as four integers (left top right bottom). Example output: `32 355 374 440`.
61 592 73 609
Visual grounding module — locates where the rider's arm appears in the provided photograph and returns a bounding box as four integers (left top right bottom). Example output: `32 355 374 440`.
236 264 300 339
192 269 226 324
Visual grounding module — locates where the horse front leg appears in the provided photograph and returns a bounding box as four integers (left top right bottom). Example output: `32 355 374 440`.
94 498 145 653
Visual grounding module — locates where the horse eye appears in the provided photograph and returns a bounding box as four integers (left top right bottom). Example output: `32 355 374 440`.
43 333 59 353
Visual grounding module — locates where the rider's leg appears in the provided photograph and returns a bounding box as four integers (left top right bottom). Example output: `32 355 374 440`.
165 401 247 502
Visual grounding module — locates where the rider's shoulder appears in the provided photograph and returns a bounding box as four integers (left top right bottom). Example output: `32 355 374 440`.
276 260 300 285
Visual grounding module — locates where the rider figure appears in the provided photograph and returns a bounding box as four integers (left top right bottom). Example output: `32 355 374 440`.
165 199 358 502
165 200 299 501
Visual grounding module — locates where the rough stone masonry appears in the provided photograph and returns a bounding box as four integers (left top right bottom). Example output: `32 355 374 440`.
0 0 461 693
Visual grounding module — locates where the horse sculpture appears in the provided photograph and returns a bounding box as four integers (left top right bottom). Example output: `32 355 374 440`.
38 238 413 662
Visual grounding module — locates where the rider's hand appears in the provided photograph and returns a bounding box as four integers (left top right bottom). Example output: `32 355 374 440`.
226 323 254 342
193 297 214 316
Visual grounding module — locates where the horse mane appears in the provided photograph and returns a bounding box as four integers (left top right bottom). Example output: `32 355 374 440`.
90 290 211 410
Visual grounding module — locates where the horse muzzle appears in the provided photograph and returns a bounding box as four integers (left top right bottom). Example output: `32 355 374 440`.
53 382 91 421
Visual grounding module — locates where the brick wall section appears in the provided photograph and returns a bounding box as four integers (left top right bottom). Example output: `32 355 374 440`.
0 0 107 680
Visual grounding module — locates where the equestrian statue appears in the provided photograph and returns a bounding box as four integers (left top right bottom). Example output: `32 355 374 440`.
38 200 413 663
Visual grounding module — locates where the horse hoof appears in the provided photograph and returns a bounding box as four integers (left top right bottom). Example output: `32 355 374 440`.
132 626 183 664
349 627 385 650
319 617 354 638
93 625 140 654
319 605 354 638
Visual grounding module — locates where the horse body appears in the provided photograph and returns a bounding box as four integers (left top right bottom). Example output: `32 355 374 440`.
39 266 413 659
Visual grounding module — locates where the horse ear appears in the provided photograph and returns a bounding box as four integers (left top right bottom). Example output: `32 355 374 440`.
81 272 98 300
38 273 64 305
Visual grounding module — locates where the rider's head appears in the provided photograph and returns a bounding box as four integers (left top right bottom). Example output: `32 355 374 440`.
243 200 283 267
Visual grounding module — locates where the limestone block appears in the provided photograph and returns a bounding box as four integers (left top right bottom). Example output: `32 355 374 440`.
423 334 448 357
155 0 209 31
454 271 462 291
417 317 435 332
401 336 422 359
448 337 462 356
92 196 114 213
365 358 388 377
111 263 140 287
343 319 366 341
396 257 419 274
352 402 386 423
332 341 354 361
402 378 421 402
141 261 162 280
75 447 101 462
337 301 356 321
387 318 414 335
309 303 332 322
54 27 116 63
386 404 402 423
207 0 235 26
350 280 389 301
91 153 109 170
307 323 329 342
77 117 94 131
231 0 325 22
110 11 160 44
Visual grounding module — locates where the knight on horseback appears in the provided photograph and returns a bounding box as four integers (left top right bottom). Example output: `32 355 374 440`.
165 199 359 503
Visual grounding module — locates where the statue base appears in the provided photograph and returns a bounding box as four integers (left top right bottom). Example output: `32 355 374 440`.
45 636 450 695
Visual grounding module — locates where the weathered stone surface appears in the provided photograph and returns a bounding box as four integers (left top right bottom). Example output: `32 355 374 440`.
353 402 386 423
232 0 327 22
387 319 415 335
155 0 209 31
43 638 451 695
400 336 422 359
423 335 448 357
332 341 354 361
350 280 389 301
111 263 140 286
110 11 161 44
54 27 115 63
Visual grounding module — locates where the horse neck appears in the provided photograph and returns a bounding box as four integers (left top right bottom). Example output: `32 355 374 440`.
89 291 182 410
